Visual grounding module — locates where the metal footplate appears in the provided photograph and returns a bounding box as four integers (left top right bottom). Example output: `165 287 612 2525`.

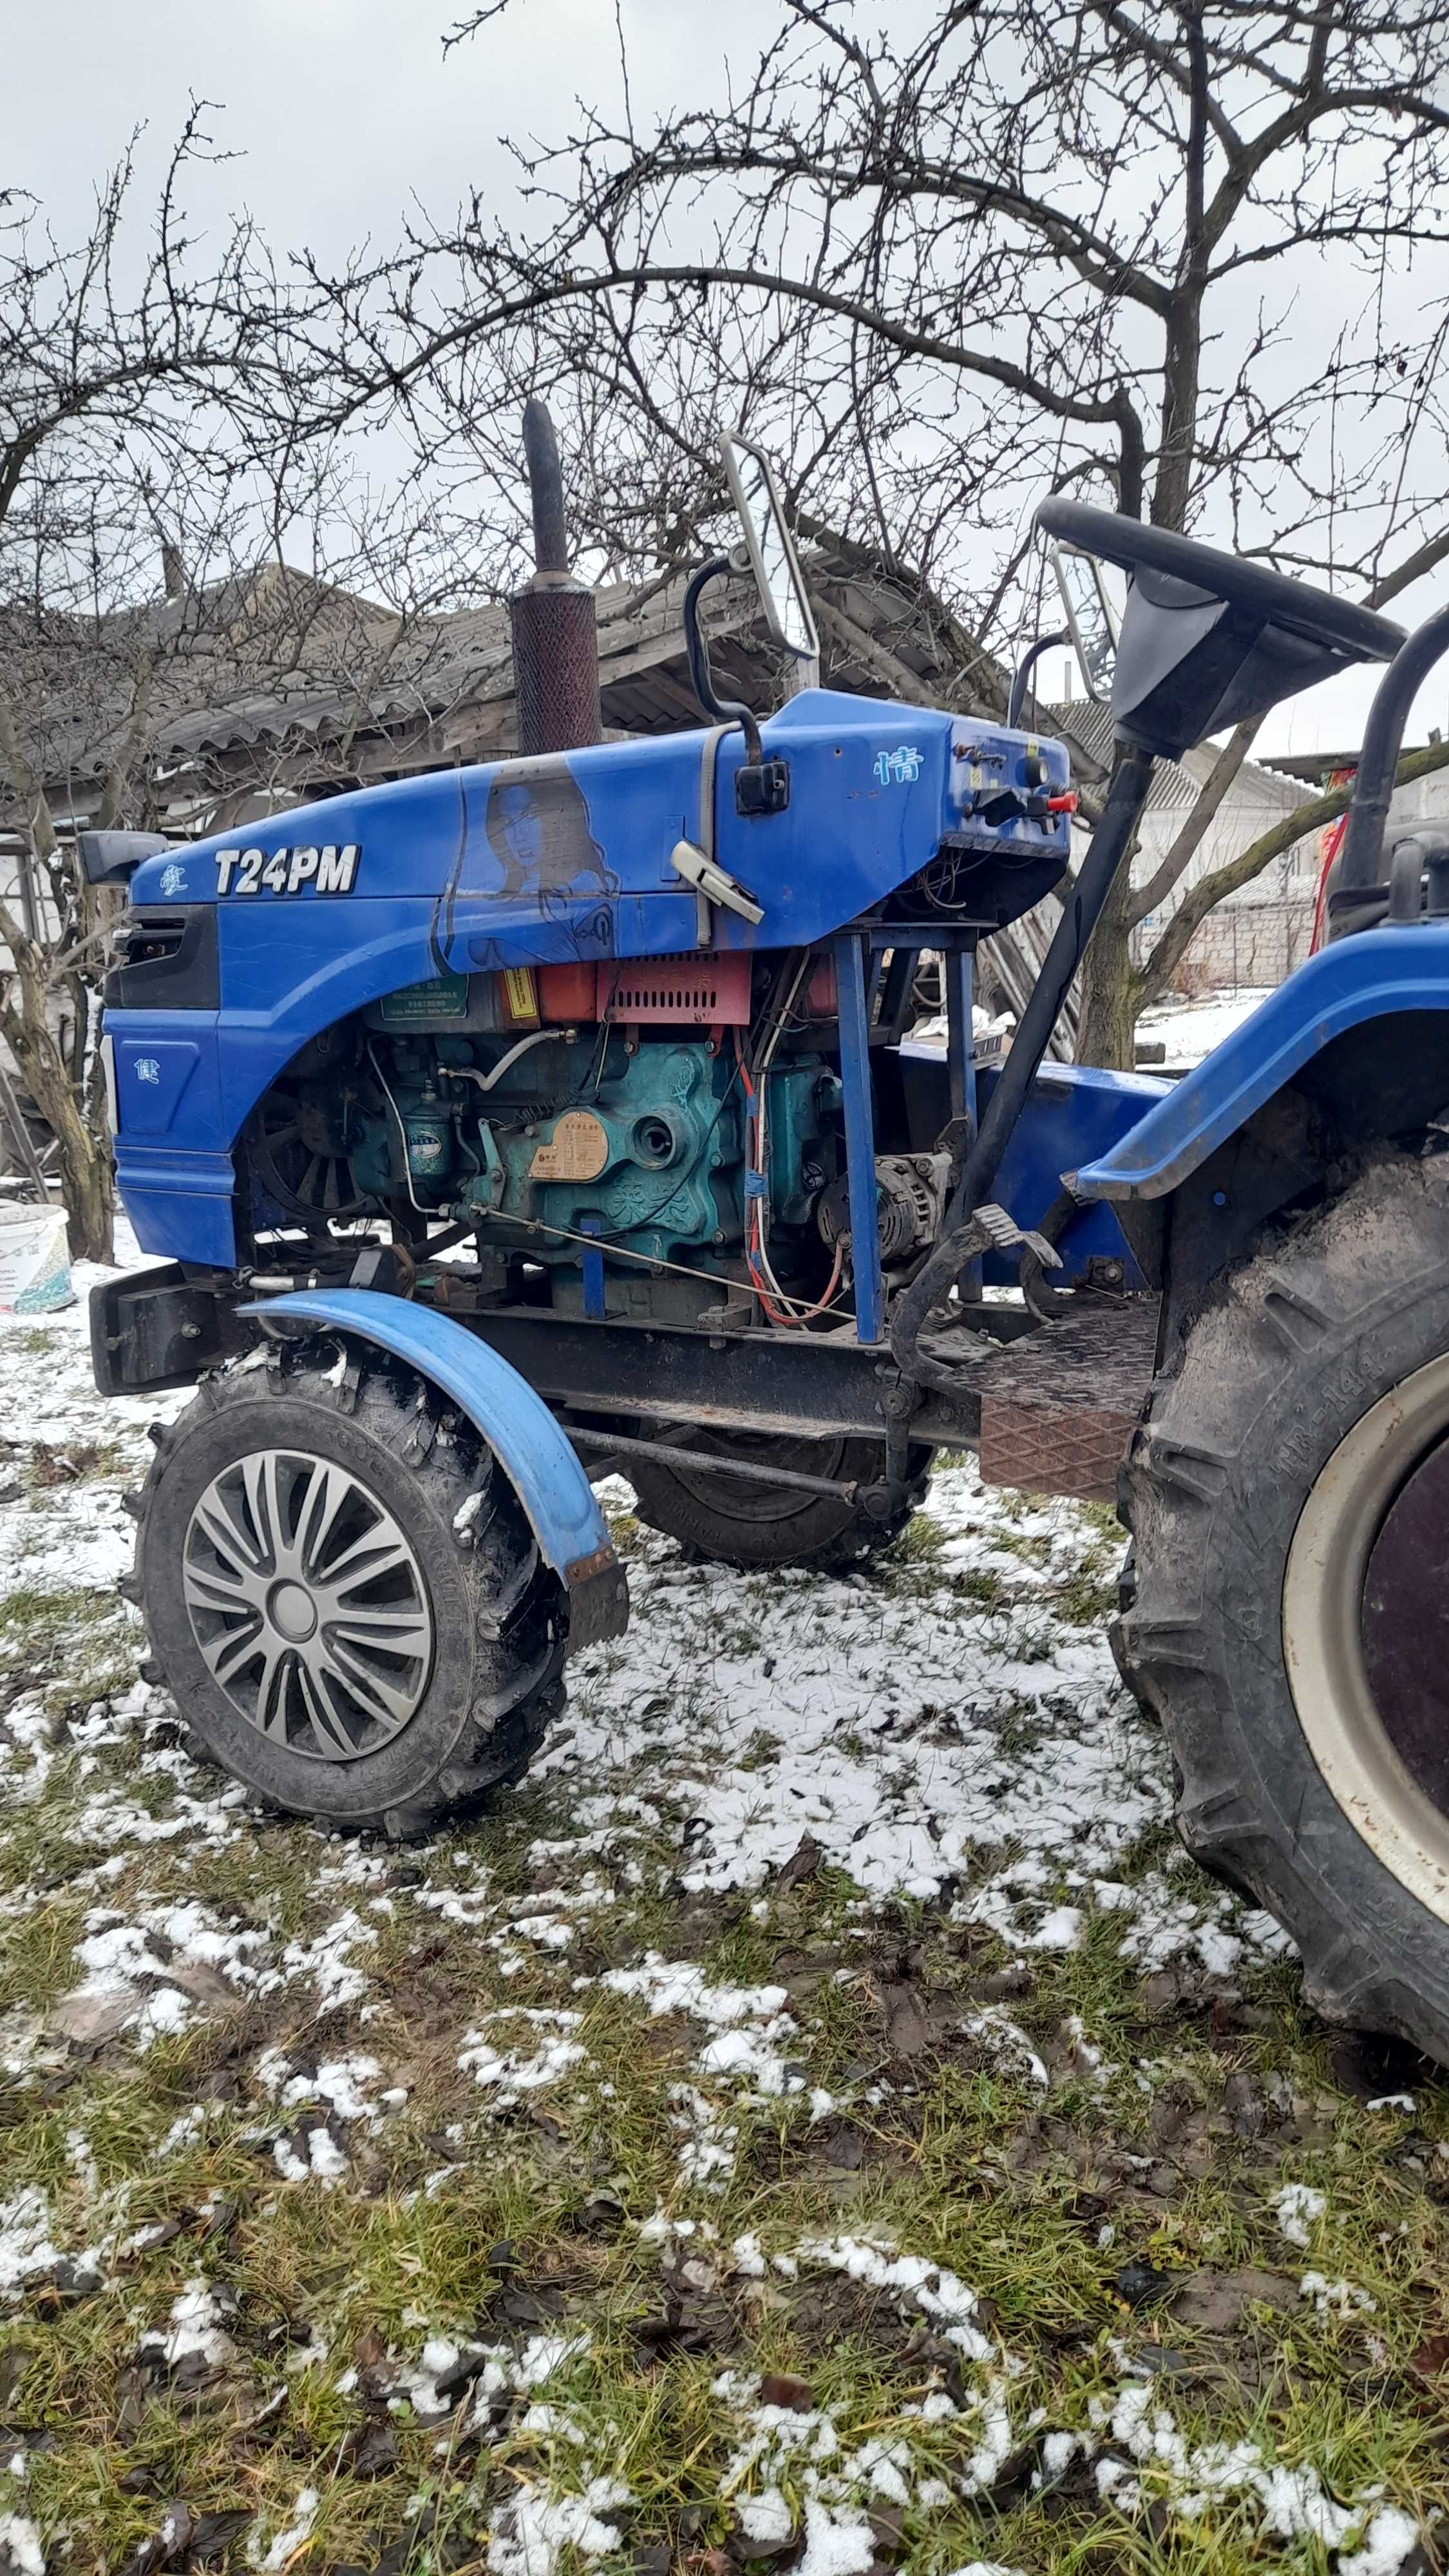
974 1296 1161 1505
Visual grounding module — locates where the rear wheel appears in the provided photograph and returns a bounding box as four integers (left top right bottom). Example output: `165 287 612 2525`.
133 1346 565 1835
1118 1151 1449 2062
628 1430 930 1571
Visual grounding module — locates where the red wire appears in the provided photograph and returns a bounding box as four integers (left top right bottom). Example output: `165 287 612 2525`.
734 1032 844 1326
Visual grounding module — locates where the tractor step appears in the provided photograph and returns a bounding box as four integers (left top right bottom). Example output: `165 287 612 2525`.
975 1297 1160 1504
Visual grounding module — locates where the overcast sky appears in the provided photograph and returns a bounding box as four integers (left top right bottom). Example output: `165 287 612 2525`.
8 0 1446 756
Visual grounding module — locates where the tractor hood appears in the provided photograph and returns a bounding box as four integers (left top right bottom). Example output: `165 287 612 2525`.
126 689 1071 963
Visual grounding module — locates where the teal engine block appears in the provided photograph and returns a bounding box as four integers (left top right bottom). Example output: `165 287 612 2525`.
347 1025 842 1312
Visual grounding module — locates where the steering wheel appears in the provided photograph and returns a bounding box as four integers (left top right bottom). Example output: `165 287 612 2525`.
1036 498 1403 666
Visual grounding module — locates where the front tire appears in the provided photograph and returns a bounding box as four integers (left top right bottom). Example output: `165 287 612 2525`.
1119 1150 1449 2063
629 1431 929 1571
135 1346 565 1835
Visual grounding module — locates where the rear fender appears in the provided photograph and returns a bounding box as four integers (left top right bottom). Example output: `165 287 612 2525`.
1075 924 1449 1200
240 1287 629 1649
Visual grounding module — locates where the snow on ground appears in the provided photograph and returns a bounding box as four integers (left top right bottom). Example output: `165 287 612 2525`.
553 1470 1288 1978
0 1239 1438 2576
1134 985 1274 1069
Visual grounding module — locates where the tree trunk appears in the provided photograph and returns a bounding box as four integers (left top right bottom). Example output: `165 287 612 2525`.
1 976 114 1264
1074 853 1142 1070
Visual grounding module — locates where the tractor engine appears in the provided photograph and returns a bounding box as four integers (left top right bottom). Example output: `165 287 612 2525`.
245 956 849 1323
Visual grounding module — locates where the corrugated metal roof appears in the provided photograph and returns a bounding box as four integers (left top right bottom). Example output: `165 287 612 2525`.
1041 699 1311 819
4 549 1330 840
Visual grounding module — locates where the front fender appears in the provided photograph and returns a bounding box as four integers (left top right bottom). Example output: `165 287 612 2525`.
241 1288 629 1649
1075 924 1449 1200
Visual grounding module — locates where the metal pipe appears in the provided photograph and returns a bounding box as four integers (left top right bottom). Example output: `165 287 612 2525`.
889 742 1155 1381
522 397 569 575
944 742 1153 1231
1336 603 1449 891
566 1421 856 1499
439 1027 577 1092
835 931 884 1345
511 395 602 753
0 1053 51 1202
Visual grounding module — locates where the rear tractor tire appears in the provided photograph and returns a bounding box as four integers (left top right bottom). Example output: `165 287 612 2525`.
133 1346 566 1836
1117 1149 1449 2065
628 1430 929 1572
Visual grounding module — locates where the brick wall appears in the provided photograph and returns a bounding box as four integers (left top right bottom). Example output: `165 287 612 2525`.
1151 896 1315 994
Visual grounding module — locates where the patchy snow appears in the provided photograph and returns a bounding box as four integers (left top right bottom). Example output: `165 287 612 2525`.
1273 2183 1327 2248
538 1459 1274 1987
274 2129 350 2187
692 2230 1421 2565
0 2515 46 2576
601 1957 791 2027
249 2487 319 2573
0 2191 64 2305
140 2278 235 2369
0 1231 1430 2575
277 1909 379 2013
459 2009 586 2103
486 2477 632 2576
1135 987 1273 1070
1300 2273 1376 2316
1339 2508 1425 2576
797 2235 994 2362
254 2050 384 2125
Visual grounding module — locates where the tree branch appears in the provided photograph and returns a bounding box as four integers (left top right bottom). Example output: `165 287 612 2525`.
1137 739 1449 1005
1128 719 1261 926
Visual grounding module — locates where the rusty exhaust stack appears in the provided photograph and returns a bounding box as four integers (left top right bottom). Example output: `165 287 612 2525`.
508 398 602 755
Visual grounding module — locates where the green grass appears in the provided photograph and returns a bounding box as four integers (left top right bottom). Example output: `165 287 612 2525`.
1 1464 1446 2576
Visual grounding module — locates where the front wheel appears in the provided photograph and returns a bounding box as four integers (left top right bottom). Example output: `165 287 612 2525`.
629 1430 930 1571
1118 1151 1449 2064
133 1346 565 1835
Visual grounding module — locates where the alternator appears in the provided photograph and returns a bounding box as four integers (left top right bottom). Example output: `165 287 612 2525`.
818 1153 954 1264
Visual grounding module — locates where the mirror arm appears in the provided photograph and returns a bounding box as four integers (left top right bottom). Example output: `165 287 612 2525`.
683 556 764 762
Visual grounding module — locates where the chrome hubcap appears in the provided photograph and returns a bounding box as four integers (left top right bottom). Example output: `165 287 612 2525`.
183 1449 433 1761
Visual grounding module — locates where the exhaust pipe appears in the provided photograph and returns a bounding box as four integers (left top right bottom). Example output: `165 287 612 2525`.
508 397 602 755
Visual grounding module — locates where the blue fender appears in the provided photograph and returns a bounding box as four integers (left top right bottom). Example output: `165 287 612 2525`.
240 1288 629 1649
1075 923 1449 1200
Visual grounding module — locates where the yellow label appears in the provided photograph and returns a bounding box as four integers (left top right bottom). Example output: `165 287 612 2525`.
502 966 538 1023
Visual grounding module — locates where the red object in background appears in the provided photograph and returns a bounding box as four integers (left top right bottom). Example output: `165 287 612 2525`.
597 951 754 1025
1310 767 1359 952
537 961 599 1023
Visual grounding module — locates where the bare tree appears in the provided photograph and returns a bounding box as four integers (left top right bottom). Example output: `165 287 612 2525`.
0 113 345 1256
311 0 1449 1059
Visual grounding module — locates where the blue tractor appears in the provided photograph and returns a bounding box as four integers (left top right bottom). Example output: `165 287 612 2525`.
83 419 1449 2064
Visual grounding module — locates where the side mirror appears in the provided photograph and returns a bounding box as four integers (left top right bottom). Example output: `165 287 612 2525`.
721 432 820 665
77 829 176 887
1050 542 1119 701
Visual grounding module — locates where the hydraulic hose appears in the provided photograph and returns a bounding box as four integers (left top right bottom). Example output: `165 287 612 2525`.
889 741 1155 1382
